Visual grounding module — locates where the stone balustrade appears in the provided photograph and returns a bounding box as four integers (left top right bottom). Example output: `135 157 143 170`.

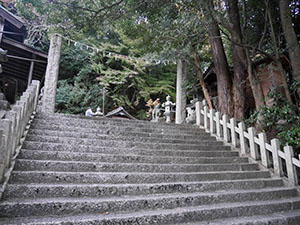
0 80 40 189
193 100 300 186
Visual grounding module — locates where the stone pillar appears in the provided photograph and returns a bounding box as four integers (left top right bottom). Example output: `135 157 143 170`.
41 34 62 113
175 59 187 124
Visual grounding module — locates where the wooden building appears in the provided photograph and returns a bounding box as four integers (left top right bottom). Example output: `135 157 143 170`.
202 56 290 111
0 6 47 103
105 107 136 120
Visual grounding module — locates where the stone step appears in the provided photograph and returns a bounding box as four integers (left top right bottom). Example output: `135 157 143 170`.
28 127 213 140
25 133 216 146
0 187 297 219
34 113 200 130
9 170 271 184
2 178 284 200
24 136 224 151
30 122 207 137
26 129 216 143
18 149 248 164
22 141 231 153
31 113 205 130
22 141 234 158
14 159 259 173
178 210 300 224
1 198 300 224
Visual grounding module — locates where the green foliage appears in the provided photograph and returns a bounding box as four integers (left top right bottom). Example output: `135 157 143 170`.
55 40 177 119
55 47 104 114
246 89 300 152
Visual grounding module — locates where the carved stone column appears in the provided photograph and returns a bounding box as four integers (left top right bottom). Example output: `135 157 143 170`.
175 59 187 124
41 34 62 113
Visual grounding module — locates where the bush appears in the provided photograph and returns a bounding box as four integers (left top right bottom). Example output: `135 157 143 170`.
246 89 300 155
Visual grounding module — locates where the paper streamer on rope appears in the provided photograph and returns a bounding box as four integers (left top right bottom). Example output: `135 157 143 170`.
55 33 175 66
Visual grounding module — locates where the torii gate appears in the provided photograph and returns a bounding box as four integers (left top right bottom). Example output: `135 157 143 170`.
41 34 187 124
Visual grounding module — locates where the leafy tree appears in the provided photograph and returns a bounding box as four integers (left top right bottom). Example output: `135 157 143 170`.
54 37 177 118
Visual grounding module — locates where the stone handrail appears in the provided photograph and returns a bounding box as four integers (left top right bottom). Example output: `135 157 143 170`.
0 80 40 189
195 100 300 186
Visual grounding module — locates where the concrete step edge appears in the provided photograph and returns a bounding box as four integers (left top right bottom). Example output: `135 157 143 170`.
28 128 210 137
31 118 204 130
14 159 258 172
0 197 300 224
21 141 232 153
25 135 221 146
25 133 215 143
34 113 199 128
9 170 271 185
3 178 285 199
18 149 246 161
1 187 296 205
183 209 300 225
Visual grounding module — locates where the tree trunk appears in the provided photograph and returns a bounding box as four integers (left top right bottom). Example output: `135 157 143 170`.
226 0 248 120
245 50 265 111
246 50 265 131
266 0 293 104
203 5 234 117
279 0 300 97
191 45 213 110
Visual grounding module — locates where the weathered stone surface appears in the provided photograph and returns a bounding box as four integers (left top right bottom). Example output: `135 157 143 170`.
18 149 248 164
3 178 284 199
0 188 297 218
0 100 8 110
1 113 300 224
41 34 62 113
0 93 5 100
175 59 187 124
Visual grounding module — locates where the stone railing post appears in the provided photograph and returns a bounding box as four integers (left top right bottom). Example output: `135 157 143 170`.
248 127 259 160
284 146 298 185
271 139 283 177
210 109 215 134
204 105 208 131
0 80 40 185
258 133 270 168
0 130 4 182
230 118 237 148
222 114 229 143
215 112 221 138
189 93 300 187
238 122 247 155
195 101 201 126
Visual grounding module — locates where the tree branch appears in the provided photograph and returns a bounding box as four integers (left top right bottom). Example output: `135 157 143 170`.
94 0 127 15
220 28 274 60
46 0 96 13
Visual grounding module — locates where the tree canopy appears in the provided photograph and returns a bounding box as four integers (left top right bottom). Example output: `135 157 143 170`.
5 0 300 149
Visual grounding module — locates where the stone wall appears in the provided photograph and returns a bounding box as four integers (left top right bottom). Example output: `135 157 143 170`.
0 80 40 185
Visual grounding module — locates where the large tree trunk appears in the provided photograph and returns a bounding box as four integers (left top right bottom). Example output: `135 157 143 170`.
203 6 234 117
266 0 293 104
226 0 248 120
245 50 265 111
191 45 213 110
246 52 265 131
279 0 300 97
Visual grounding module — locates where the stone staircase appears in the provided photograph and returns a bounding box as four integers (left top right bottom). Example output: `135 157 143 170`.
0 113 300 224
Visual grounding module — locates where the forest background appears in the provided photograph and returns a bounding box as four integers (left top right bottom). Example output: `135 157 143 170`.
2 0 300 151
